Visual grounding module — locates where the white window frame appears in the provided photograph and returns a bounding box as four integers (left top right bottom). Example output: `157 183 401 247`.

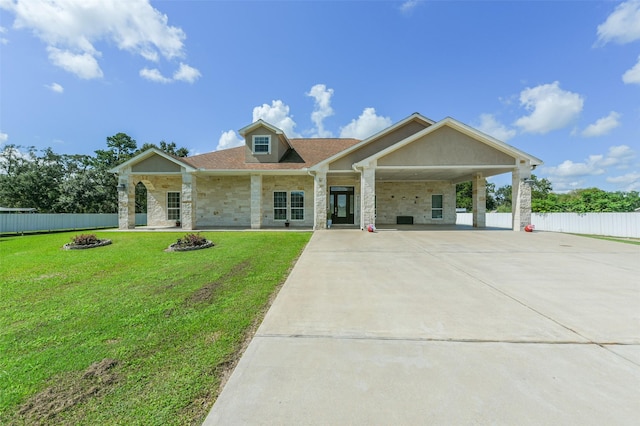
431 194 443 220
167 192 181 221
252 135 271 155
290 191 304 221
273 191 287 221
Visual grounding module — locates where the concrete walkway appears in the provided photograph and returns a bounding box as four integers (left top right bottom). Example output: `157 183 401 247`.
204 229 640 425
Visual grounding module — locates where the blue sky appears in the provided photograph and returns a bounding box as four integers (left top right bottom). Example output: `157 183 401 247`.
1 0 639 192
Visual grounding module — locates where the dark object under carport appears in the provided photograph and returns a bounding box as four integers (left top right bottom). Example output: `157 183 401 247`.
397 216 414 225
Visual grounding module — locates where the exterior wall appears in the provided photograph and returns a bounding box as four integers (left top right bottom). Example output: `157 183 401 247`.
376 181 456 225
327 174 361 227
378 126 515 167
261 175 314 227
329 120 430 170
195 176 251 227
137 175 182 226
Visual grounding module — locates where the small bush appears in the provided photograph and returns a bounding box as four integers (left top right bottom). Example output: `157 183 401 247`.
175 233 208 248
71 234 100 246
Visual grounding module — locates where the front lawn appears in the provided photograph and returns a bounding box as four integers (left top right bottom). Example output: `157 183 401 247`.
0 231 311 425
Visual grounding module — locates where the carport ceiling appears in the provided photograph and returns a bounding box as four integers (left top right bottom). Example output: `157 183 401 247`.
375 166 516 182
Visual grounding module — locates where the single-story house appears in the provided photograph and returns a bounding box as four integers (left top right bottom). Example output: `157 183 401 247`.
110 113 542 231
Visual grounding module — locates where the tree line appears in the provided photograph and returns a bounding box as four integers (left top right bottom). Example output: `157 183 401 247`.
456 176 640 213
0 133 187 213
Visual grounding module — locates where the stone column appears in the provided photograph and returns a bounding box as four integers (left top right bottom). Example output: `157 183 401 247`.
472 173 486 228
181 173 196 230
313 169 328 229
250 174 262 229
118 173 135 229
360 165 376 229
512 162 532 231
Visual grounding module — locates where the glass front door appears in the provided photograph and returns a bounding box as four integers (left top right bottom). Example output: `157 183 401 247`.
330 186 354 224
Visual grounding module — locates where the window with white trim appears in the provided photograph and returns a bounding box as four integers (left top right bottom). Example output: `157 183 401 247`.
253 135 271 154
274 191 287 220
290 191 304 221
431 194 443 219
167 192 181 221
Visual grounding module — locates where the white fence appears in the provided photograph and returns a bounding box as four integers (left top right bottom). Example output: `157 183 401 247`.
456 212 640 238
2 213 638 237
0 213 147 234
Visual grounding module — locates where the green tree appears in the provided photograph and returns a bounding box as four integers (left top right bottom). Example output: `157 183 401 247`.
135 140 189 157
456 180 496 211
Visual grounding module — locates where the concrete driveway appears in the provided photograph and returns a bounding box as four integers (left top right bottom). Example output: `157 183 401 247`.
204 229 640 425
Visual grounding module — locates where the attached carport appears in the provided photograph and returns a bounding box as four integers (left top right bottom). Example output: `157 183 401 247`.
350 118 543 231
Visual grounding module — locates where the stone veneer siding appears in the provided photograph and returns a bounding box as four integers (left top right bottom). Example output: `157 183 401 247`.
195 176 251 227
376 181 456 225
140 175 183 227
261 175 314 227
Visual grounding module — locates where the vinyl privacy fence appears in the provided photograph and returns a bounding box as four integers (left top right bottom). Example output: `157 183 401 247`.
456 212 640 238
0 213 147 234
1 213 638 238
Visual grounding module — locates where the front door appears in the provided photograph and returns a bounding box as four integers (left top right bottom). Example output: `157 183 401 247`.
330 186 354 224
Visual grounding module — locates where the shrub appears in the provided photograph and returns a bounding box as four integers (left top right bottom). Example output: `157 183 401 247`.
71 234 100 246
175 233 208 248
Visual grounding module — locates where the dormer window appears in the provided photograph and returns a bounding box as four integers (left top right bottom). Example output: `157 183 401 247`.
253 135 271 154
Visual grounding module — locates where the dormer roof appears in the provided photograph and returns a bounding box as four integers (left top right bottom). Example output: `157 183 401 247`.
238 119 293 150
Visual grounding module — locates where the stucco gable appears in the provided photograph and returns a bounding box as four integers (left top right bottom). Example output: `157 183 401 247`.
132 154 183 172
109 148 196 174
378 126 516 167
355 117 543 168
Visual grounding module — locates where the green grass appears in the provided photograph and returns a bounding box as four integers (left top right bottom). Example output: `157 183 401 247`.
0 231 311 425
573 234 640 245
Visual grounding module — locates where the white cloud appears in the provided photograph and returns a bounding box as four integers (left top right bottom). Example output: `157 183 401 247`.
477 114 516 141
252 100 300 138
1 0 189 79
173 62 201 83
544 145 636 190
0 25 7 44
0 132 8 144
400 0 420 14
216 130 244 151
514 81 584 134
606 172 640 191
306 84 334 137
339 108 392 139
45 82 64 93
622 56 640 84
596 0 640 45
139 67 171 83
140 63 200 84
581 111 621 137
47 46 102 79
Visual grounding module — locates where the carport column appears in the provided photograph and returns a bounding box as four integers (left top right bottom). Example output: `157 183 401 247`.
512 161 532 231
250 174 262 229
360 164 376 229
181 172 196 230
472 173 486 228
117 171 135 229
313 168 328 230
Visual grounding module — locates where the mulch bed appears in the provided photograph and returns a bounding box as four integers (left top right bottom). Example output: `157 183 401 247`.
165 240 215 252
63 240 112 250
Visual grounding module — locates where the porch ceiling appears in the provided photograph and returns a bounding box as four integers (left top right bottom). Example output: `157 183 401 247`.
374 166 515 182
